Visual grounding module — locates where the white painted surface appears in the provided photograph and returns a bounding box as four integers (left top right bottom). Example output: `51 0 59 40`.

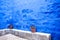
0 29 51 40
0 34 28 40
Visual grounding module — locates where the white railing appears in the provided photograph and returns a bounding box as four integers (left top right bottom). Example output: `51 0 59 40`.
0 29 51 40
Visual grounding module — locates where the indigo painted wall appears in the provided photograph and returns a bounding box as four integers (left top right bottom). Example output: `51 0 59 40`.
0 0 60 40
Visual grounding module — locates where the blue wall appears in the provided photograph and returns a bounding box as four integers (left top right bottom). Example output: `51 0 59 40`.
0 0 60 40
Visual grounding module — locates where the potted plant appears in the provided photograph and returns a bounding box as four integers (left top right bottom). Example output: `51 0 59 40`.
30 25 36 33
8 24 13 29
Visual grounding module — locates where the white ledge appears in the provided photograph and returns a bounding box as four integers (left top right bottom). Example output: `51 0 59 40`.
0 29 51 40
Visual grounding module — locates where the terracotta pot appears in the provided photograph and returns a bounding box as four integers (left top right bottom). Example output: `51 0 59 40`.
8 24 13 29
31 28 36 33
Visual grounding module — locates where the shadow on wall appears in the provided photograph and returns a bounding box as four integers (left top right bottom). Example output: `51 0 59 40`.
22 9 33 13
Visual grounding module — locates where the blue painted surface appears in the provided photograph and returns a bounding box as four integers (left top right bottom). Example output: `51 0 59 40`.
0 0 60 40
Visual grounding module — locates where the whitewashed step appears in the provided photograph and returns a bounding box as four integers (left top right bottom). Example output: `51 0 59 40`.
0 34 28 40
